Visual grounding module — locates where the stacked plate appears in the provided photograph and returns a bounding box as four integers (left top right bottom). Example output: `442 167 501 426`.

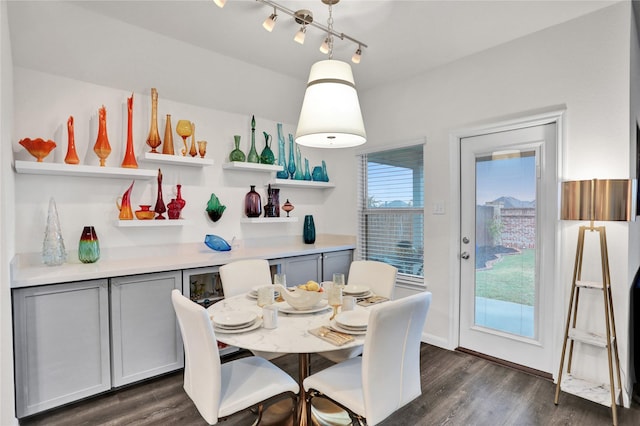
212 311 262 333
342 284 371 298
331 310 369 335
247 285 280 299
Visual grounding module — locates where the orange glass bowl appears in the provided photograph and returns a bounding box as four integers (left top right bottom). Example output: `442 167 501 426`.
19 138 56 162
135 205 155 220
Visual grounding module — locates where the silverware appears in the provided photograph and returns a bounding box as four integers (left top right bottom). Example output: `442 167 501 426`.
319 326 351 344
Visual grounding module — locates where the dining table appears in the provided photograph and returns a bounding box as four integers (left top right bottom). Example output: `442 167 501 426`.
207 291 369 426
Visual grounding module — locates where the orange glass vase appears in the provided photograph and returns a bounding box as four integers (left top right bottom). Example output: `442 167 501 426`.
93 105 112 167
64 116 80 164
121 93 138 168
146 88 162 153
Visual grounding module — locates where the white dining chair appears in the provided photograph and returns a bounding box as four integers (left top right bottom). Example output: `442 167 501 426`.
304 291 432 426
318 260 398 364
218 259 283 360
347 260 398 299
171 290 299 425
218 258 272 297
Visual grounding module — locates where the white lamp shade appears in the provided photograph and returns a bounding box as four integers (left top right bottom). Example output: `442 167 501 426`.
295 60 366 148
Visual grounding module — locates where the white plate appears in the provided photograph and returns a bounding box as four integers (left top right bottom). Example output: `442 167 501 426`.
213 311 257 327
346 291 373 299
214 319 263 334
343 285 371 295
335 310 369 329
215 318 258 330
274 300 331 314
330 319 367 335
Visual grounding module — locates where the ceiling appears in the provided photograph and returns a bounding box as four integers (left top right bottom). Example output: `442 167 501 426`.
8 0 616 91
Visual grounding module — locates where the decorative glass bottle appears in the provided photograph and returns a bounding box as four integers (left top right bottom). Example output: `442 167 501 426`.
78 226 100 263
42 198 67 266
121 93 138 168
93 105 112 167
247 115 259 163
244 185 262 217
146 88 162 153
154 169 166 219
276 123 288 179
260 131 275 164
304 158 312 180
287 134 296 179
294 142 304 180
64 116 80 164
189 122 198 157
322 160 329 182
271 187 280 217
229 135 245 162
162 114 175 155
303 215 316 244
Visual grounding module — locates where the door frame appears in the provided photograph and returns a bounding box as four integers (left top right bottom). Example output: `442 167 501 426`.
448 108 566 373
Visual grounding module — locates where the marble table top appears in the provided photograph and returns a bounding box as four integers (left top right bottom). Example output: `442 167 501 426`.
208 293 366 354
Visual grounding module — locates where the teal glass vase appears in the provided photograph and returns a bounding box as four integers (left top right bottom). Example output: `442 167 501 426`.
78 226 100 263
229 135 245 162
276 124 288 179
294 143 304 180
260 131 275 164
304 158 312 181
287 134 296 179
247 115 259 163
303 215 316 244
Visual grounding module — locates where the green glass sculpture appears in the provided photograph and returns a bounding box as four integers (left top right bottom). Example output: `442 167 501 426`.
247 115 259 163
260 131 275 164
206 193 226 222
229 135 245 162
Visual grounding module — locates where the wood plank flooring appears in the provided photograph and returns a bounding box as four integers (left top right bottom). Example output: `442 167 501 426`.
20 344 640 426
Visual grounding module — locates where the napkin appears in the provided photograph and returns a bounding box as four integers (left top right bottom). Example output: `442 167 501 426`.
309 326 355 346
357 295 389 307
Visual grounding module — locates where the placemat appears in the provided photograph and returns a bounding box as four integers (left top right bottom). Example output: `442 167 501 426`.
357 295 389 307
309 326 355 346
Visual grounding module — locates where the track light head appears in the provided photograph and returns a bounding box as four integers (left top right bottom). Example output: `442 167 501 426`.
319 37 330 54
294 26 307 44
263 11 277 32
352 47 362 64
213 0 226 8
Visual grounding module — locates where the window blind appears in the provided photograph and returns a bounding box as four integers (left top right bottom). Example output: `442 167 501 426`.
357 145 424 287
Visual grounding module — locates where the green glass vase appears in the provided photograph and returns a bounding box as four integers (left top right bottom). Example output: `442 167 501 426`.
247 115 259 163
260 131 275 164
229 135 245 162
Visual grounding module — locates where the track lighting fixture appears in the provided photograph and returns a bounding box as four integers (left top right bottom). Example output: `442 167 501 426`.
213 0 226 8
294 26 307 44
293 9 312 45
352 47 362 64
262 8 277 32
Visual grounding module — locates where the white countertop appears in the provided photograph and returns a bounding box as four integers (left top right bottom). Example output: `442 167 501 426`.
11 234 355 288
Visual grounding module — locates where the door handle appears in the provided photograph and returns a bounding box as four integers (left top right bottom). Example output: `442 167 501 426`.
460 252 470 260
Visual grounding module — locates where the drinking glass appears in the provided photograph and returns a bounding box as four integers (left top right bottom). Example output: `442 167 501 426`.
328 286 343 320
176 120 193 156
273 273 286 287
257 286 274 307
333 273 346 289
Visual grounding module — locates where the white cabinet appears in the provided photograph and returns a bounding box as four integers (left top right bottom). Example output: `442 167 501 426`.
110 271 184 387
13 280 111 418
322 250 353 282
279 253 323 285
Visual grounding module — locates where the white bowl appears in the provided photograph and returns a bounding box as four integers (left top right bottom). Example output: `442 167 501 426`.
281 288 324 310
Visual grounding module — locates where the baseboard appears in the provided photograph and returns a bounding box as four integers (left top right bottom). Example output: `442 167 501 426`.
421 332 450 349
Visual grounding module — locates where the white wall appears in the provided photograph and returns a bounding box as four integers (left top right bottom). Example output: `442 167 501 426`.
1 1 17 424
359 1 633 401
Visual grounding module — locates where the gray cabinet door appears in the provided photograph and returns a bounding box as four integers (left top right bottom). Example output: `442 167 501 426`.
13 280 110 418
280 254 322 286
110 271 183 387
322 250 353 282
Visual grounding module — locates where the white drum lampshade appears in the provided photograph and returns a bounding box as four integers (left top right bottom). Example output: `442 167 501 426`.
295 60 366 148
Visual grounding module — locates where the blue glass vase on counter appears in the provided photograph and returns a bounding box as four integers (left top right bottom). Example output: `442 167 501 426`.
303 215 316 244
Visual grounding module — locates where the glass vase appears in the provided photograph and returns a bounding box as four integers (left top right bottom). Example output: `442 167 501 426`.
93 105 112 167
78 226 100 263
121 93 138 168
154 169 166 219
146 87 162 153
162 114 175 155
260 131 275 165
303 215 316 244
288 134 296 179
304 158 312 180
229 135 246 162
322 160 329 182
64 116 80 164
247 115 259 163
294 142 304 180
276 123 288 179
244 185 262 217
42 198 67 266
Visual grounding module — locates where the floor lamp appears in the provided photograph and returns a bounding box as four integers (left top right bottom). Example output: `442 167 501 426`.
554 178 634 426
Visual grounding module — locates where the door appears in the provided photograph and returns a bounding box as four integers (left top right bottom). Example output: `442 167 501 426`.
459 123 556 374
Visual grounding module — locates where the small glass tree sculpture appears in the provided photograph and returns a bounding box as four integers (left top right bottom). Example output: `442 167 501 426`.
42 197 67 266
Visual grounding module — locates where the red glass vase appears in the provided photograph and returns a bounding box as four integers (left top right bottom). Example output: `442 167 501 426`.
64 116 80 164
154 169 166 219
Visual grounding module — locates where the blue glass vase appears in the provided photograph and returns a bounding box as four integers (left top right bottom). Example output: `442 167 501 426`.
304 158 312 180
303 215 316 244
287 134 296 179
294 143 304 180
276 123 288 179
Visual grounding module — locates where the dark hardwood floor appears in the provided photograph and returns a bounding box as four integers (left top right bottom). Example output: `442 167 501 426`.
20 344 640 426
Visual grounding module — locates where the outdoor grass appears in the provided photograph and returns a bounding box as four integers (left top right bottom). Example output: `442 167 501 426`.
475 248 535 306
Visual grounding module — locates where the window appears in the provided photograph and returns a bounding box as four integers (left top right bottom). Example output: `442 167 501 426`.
357 144 424 287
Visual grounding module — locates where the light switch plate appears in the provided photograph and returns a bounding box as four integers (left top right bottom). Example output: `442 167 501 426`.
432 201 445 215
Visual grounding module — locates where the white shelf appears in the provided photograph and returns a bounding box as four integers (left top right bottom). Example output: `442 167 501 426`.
269 179 335 189
222 162 284 172
560 374 620 407
240 217 299 223
14 160 157 179
115 219 186 227
568 328 609 348
140 152 214 167
576 280 606 290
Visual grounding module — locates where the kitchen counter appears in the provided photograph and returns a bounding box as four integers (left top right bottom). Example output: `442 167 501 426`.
11 234 356 288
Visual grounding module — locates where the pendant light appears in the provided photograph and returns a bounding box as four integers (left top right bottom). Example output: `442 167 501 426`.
295 0 366 148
